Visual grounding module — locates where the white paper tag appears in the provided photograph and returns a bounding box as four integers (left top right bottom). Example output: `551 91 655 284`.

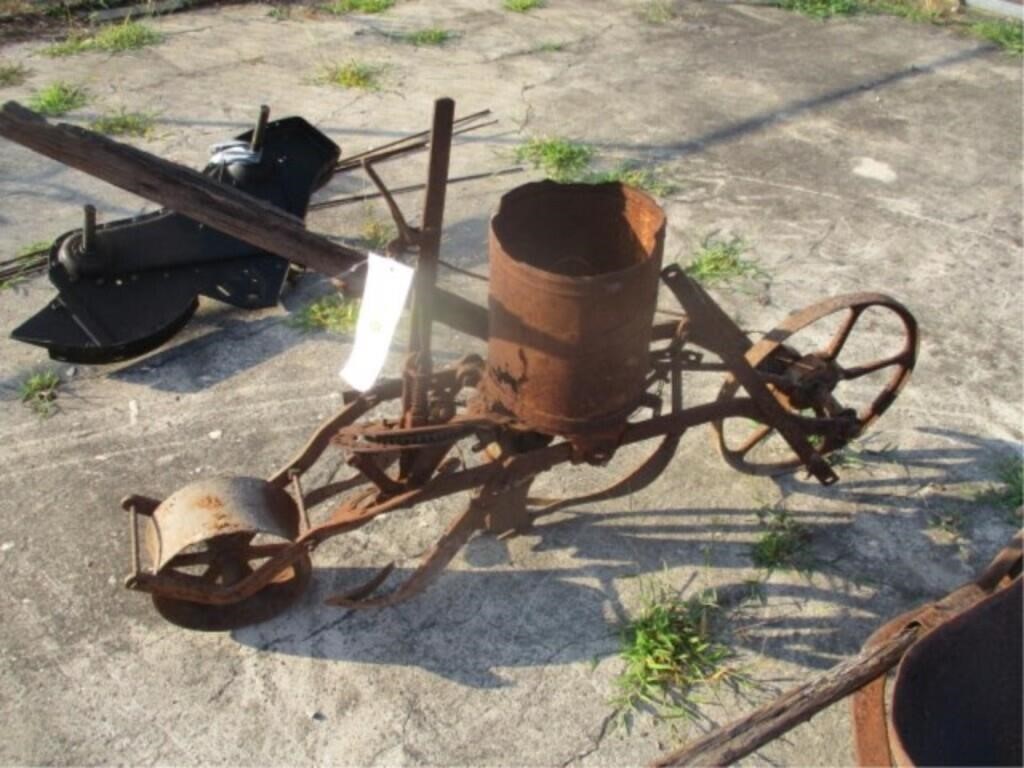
340 253 415 392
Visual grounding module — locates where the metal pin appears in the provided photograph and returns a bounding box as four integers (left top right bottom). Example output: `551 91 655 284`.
250 104 270 153
82 204 96 255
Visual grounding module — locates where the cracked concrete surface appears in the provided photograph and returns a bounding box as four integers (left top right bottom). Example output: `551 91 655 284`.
0 0 1021 765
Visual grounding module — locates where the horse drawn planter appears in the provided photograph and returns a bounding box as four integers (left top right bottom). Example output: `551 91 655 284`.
0 98 919 631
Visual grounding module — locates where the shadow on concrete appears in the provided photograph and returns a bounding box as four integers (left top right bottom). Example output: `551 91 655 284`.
229 427 1020 687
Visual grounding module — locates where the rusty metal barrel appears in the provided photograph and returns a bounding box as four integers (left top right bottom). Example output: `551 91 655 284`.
485 180 666 443
889 577 1022 766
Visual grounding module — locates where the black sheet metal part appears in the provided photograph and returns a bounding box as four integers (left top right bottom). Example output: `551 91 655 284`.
11 115 340 364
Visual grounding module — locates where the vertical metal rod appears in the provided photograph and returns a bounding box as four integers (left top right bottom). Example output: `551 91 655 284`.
405 97 455 427
82 204 96 255
250 105 270 153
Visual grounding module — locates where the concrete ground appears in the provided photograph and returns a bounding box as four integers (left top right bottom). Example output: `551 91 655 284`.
0 1 1021 765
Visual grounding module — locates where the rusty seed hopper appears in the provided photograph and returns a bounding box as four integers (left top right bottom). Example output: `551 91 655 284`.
485 181 665 447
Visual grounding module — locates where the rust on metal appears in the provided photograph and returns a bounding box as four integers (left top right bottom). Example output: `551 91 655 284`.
852 532 1022 767
486 180 665 446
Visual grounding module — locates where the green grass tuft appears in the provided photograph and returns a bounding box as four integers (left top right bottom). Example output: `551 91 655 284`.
267 4 293 19
0 61 28 87
359 217 397 251
44 19 163 56
321 0 393 14
16 240 50 258
20 371 61 417
639 0 677 23
583 165 675 196
969 19 1024 54
751 506 812 571
976 454 1023 519
316 60 382 90
402 26 453 45
860 0 941 22
515 137 593 182
289 294 360 333
684 234 764 285
533 40 565 52
28 81 88 116
778 0 858 17
614 580 733 721
2 239 50 290
89 108 155 137
929 508 966 537
504 0 543 11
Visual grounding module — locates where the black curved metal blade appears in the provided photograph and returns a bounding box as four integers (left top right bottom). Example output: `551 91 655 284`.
10 115 341 364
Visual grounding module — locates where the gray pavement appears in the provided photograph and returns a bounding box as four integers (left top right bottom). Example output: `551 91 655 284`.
0 1 1021 765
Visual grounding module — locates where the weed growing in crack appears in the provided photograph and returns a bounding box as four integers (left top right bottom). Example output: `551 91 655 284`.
321 0 393 13
359 216 397 251
28 81 87 116
778 0 858 17
289 294 360 333
316 60 383 90
504 0 543 11
401 27 453 45
751 506 812 571
975 454 1023 524
44 19 163 56
582 165 675 196
20 370 61 417
89 108 155 137
639 0 677 23
514 137 593 182
613 578 735 725
0 61 28 87
684 233 766 286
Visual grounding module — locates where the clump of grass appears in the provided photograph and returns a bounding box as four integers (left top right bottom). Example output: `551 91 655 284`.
751 506 812 571
267 4 293 19
778 0 858 17
684 234 764 285
515 137 593 182
321 0 393 14
533 40 565 52
969 19 1024 54
290 294 360 333
359 217 397 251
614 580 733 722
976 454 1023 521
44 19 163 57
17 240 50 258
504 0 543 11
28 81 88 116
825 436 896 470
639 0 677 23
0 61 28 87
860 0 942 22
89 108 154 137
316 60 382 90
929 508 966 537
402 27 453 45
20 371 61 417
584 165 675 196
1 239 50 290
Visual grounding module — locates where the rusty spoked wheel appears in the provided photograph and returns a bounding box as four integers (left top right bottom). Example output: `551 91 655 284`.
152 534 312 632
712 293 918 476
